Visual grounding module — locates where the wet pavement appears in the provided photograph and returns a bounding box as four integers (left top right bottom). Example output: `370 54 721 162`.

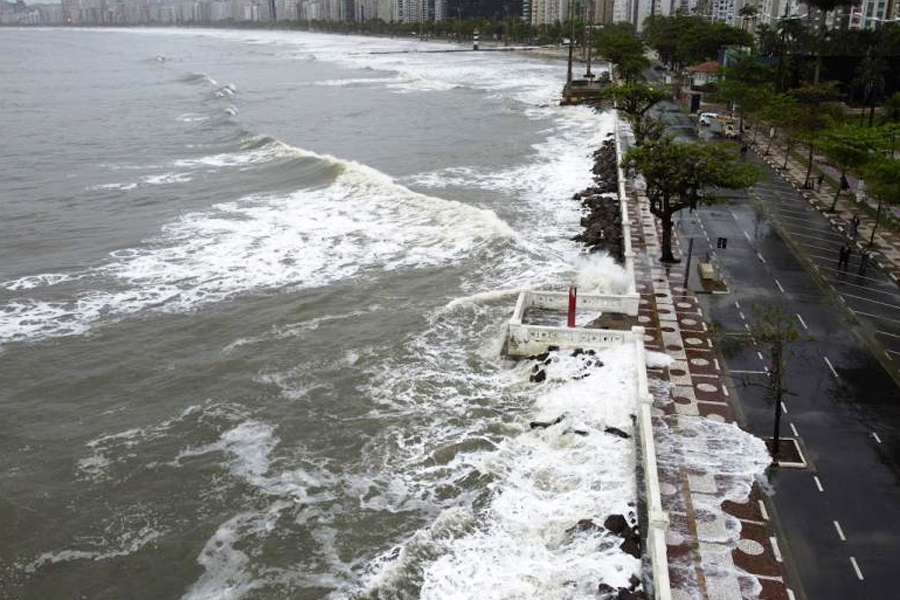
672 157 900 600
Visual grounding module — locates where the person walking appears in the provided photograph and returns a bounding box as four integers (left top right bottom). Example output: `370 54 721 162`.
859 249 871 276
851 215 861 239
817 174 825 191
840 174 850 193
838 244 851 271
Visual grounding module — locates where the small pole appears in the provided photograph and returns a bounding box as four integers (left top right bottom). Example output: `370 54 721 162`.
473 29 479 51
567 286 577 327
683 238 694 290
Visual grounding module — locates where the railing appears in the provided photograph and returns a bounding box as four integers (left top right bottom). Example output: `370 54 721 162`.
506 322 633 357
614 115 637 297
632 326 672 600
522 289 640 316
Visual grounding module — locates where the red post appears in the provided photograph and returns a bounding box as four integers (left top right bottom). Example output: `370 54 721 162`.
567 286 577 327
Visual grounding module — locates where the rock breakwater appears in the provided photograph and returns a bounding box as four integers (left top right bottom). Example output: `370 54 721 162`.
573 135 623 261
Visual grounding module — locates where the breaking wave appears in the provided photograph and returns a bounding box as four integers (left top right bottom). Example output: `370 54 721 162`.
0 135 514 346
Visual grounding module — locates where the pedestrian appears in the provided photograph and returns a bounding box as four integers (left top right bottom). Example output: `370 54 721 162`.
817 174 825 191
840 174 850 192
850 215 861 239
838 244 850 271
859 249 871 276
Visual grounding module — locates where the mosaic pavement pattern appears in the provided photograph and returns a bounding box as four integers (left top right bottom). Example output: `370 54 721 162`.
621 153 795 600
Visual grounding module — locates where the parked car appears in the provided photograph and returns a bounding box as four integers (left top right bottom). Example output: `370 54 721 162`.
723 123 738 138
698 112 719 126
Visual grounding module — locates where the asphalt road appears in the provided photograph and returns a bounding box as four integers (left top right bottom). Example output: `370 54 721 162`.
673 160 900 600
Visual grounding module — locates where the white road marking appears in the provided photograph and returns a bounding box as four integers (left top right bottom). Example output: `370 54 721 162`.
796 314 808 330
730 369 768 374
814 475 824 492
744 323 751 331
735 301 741 309
775 278 785 293
850 557 864 581
770 536 783 562
743 230 751 241
722 385 729 397
852 309 900 328
757 252 767 263
786 589 796 600
872 432 882 444
834 520 846 541
758 499 769 521
739 311 746 320
757 351 765 361
839 291 900 312
781 401 788 414
824 356 839 378
790 422 799 437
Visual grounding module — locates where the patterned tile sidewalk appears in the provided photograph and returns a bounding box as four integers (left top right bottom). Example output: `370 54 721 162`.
753 143 900 285
621 155 795 600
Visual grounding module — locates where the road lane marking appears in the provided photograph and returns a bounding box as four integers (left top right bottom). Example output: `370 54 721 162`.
823 356 839 378
790 423 799 437
786 589 796 600
796 314 808 330
757 252 767 263
834 520 846 541
775 278 785 293
831 278 900 297
814 475 824 492
739 311 746 320
850 557 864 581
743 230 751 242
758 500 769 521
735 301 741 309
729 369 767 374
757 351 765 361
770 537 783 562
852 309 900 328
781 401 788 414
839 291 900 312
872 432 882 444
744 323 751 331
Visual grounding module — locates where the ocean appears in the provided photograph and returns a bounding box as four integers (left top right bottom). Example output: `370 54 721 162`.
0 27 641 599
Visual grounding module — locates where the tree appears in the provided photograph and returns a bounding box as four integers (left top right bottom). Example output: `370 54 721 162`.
788 84 841 187
594 24 648 83
597 84 670 145
852 55 887 127
820 124 881 211
740 304 811 459
643 15 753 71
623 138 760 262
712 55 775 133
863 157 900 245
738 4 758 31
807 0 862 85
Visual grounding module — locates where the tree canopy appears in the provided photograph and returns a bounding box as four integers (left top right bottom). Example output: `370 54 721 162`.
598 84 670 145
623 138 760 262
643 15 753 70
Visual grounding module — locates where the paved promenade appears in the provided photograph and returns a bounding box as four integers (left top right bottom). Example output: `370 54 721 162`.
619 125 795 600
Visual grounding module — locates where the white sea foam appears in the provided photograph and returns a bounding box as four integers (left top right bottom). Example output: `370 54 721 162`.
26 525 162 573
143 172 193 185
362 347 642 598
1 272 78 291
574 253 630 296
87 182 139 191
0 142 513 345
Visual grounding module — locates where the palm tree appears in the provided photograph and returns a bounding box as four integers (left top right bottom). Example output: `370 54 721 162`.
806 0 862 85
739 4 759 31
852 54 887 126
